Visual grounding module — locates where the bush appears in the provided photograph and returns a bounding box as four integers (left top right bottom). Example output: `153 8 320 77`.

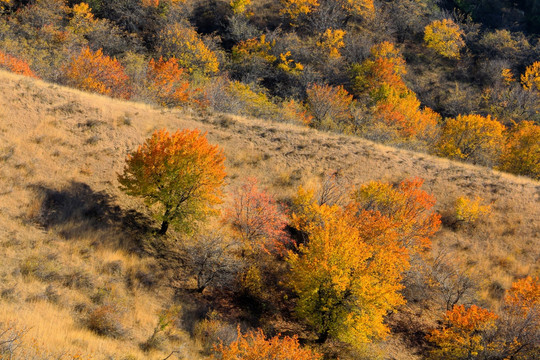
86 304 125 338
63 47 131 99
436 114 506 166
0 50 38 78
454 196 491 224
214 327 321 360
194 312 237 355
424 19 465 59
499 121 540 179
224 177 289 255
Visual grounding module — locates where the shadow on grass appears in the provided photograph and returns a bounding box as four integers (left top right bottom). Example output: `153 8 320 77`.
30 181 153 252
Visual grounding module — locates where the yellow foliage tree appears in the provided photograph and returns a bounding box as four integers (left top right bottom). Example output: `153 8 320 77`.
158 23 219 75
437 114 505 165
227 81 280 118
287 178 439 346
68 2 97 35
316 28 346 59
424 19 465 59
499 121 540 179
288 193 406 346
281 0 374 21
277 51 304 74
232 34 276 64
521 61 540 93
230 0 252 15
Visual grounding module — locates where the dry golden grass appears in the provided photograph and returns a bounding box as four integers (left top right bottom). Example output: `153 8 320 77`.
0 70 538 358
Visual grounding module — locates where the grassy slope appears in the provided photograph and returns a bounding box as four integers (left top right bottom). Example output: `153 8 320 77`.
0 70 538 358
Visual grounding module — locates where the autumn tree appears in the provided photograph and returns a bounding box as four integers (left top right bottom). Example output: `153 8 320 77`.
0 51 38 78
427 305 498 360
157 23 219 75
68 2 97 36
224 177 289 255
351 178 441 253
231 34 276 84
521 61 540 93
427 278 540 360
316 28 346 59
352 41 408 100
351 42 440 141
64 47 131 99
454 196 491 225
146 56 191 107
230 0 252 15
437 114 506 166
214 328 321 360
306 83 353 131
492 276 540 360
424 19 465 59
498 121 540 179
118 129 226 235
373 92 440 141
288 185 415 346
280 0 374 29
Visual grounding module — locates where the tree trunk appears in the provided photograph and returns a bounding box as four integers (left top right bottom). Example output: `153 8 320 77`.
158 220 169 235
317 329 329 344
158 208 171 235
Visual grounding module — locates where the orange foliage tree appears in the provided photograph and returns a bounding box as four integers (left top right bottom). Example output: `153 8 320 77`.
499 121 540 179
494 276 540 360
118 129 226 235
352 41 408 99
505 276 540 312
427 277 539 360
437 114 506 166
0 51 39 78
214 328 321 359
146 57 191 107
352 42 440 140
427 305 498 360
306 83 353 130
64 47 131 99
351 178 441 253
373 92 441 140
224 177 289 255
424 19 466 59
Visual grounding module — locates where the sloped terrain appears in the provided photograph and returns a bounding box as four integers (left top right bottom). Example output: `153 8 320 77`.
0 70 538 358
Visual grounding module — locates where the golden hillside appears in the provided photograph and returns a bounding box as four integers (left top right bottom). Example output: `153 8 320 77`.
0 70 538 359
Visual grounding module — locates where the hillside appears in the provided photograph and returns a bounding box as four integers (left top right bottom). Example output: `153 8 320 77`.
0 70 539 359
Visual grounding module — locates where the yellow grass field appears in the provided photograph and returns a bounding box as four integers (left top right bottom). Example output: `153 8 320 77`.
0 70 538 359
